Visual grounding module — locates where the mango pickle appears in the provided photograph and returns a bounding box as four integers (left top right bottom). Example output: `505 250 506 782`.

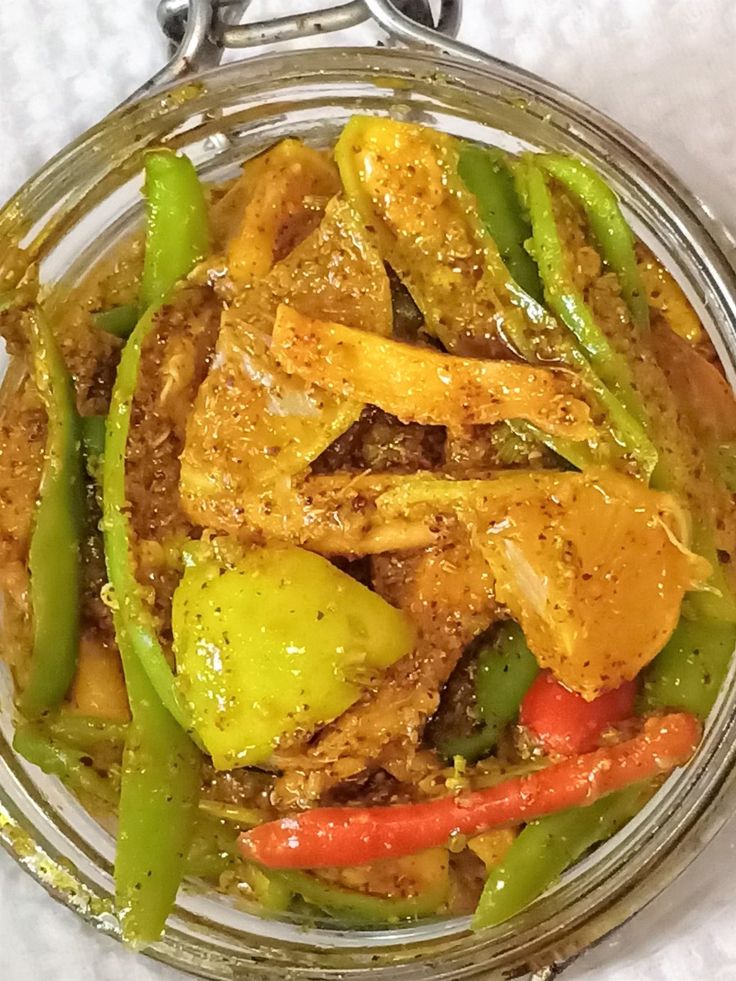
5 116 732 948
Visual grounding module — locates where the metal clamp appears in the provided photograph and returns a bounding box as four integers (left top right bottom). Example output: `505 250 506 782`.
129 0 469 103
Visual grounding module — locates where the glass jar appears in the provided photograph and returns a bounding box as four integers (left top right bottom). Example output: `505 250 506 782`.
1 45 736 981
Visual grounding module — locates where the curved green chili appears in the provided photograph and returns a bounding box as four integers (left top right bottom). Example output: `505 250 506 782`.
13 722 118 805
80 414 106 461
518 158 646 422
457 144 544 302
102 301 189 727
430 622 539 763
140 151 211 310
20 310 84 718
197 800 269 827
509 157 658 476
115 646 201 945
449 138 655 478
641 616 736 719
103 149 210 946
472 783 650 928
43 712 127 750
537 154 649 330
94 303 139 340
259 868 449 924
103 152 209 726
186 813 239 879
80 414 106 488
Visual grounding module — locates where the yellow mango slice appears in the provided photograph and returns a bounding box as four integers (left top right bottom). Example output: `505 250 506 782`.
180 197 392 533
376 470 708 698
69 631 130 722
468 829 516 870
226 140 339 284
271 304 594 440
236 473 443 556
172 543 416 769
210 139 338 255
335 116 535 358
316 848 451 904
636 243 703 344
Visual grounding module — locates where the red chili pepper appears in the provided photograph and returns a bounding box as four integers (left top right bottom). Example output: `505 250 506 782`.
519 670 637 756
239 713 699 869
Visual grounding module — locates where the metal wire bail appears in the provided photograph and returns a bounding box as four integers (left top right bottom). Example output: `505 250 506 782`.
132 0 466 103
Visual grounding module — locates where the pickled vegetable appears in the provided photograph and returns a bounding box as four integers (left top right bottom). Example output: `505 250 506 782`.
335 116 657 478
172 543 416 769
377 470 708 697
3 115 734 944
271 304 594 440
180 197 392 532
224 139 339 284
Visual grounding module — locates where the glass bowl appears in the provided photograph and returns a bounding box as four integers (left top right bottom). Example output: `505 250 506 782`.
1 45 736 981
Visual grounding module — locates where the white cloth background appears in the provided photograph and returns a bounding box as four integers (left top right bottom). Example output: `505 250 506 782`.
0 2 735 978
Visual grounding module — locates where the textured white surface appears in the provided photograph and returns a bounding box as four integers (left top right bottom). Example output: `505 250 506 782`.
0 1 735 978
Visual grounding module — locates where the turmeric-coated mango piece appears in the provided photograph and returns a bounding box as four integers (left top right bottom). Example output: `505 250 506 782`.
224 139 340 284
180 197 392 533
271 304 594 441
377 469 708 698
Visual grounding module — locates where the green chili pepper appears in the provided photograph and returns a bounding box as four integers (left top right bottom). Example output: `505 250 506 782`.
115 650 201 945
105 173 207 725
259 868 449 924
20 311 84 718
103 149 210 946
716 442 736 492
426 647 491 762
197 800 269 827
185 814 237 880
13 722 118 805
509 158 657 476
80 414 106 487
103 152 210 726
641 617 736 719
80 415 106 460
537 154 649 330
518 158 647 424
472 783 649 928
139 151 210 310
93 304 139 340
457 144 544 302
476 621 539 729
102 301 189 726
246 865 294 912
43 712 127 750
454 144 654 478
185 846 232 881
429 622 539 762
